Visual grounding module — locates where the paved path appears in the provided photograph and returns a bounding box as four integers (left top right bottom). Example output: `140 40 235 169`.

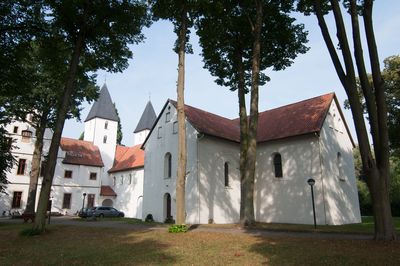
0 216 373 240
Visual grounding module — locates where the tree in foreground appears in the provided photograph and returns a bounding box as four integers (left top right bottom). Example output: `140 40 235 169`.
151 0 196 225
32 0 150 232
197 0 308 225
298 0 396 240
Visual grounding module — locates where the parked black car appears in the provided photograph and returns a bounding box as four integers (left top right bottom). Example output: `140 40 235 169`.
79 206 124 218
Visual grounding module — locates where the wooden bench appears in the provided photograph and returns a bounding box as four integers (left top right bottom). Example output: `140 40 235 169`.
22 213 35 223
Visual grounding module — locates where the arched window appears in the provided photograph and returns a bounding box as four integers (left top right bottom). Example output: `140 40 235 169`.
337 152 344 180
273 153 283 178
164 153 172 178
224 162 229 187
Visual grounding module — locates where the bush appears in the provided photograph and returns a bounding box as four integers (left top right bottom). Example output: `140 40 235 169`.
168 224 188 233
357 179 373 216
145 214 154 223
20 228 42 236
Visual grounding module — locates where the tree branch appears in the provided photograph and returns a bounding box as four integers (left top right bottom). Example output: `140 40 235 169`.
349 0 380 151
313 0 347 88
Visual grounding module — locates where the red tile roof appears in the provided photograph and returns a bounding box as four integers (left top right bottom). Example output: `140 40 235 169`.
170 100 240 142
257 93 334 142
170 93 338 143
100 186 117 197
108 144 144 173
60 138 104 167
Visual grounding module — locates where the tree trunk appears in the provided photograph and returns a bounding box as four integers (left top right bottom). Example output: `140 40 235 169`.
235 47 249 223
313 0 396 240
242 0 262 226
24 111 48 214
33 28 86 233
175 6 188 225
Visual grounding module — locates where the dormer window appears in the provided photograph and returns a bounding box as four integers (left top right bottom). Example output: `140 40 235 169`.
105 121 108 129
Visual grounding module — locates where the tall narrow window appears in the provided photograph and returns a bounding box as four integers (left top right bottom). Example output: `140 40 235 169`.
224 162 229 187
173 121 178 134
157 126 162 138
129 174 132 185
17 159 26 175
11 191 22 208
13 126 18 134
105 121 108 129
164 152 172 178
113 176 116 186
87 194 95 208
273 153 283 178
62 193 72 209
103 135 107 144
120 175 124 185
166 111 171 122
64 170 72 179
337 152 345 181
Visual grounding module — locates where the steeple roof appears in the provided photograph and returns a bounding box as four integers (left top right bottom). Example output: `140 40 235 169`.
85 84 118 122
134 101 156 133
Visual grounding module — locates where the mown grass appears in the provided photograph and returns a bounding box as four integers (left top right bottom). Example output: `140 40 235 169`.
0 221 399 265
192 216 400 235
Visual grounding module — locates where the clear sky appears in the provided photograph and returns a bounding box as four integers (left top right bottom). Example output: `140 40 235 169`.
63 1 400 147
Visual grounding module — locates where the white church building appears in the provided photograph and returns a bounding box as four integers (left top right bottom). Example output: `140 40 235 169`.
1 86 361 225
1 85 156 219
141 93 361 225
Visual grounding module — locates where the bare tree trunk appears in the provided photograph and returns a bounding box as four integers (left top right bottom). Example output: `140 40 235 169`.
235 46 249 223
312 0 396 240
242 0 262 226
24 111 48 214
33 26 86 232
175 5 188 225
363 0 395 240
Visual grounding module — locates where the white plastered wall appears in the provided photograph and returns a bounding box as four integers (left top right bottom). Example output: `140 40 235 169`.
318 100 361 225
108 168 144 218
142 102 199 223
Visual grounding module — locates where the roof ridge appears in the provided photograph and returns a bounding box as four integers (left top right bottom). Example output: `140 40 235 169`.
259 92 335 114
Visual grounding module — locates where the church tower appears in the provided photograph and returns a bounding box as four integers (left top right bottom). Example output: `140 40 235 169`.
133 101 156 145
84 84 118 170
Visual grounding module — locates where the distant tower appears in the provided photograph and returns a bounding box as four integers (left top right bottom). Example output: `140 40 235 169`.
84 84 118 170
134 101 156 145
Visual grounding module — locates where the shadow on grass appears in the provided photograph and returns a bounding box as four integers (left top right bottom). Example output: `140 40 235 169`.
0 223 177 265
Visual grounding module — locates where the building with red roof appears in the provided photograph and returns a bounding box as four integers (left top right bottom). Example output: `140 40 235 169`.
142 93 361 225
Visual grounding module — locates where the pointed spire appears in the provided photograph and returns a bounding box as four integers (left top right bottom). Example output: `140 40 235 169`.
85 84 118 122
134 101 157 133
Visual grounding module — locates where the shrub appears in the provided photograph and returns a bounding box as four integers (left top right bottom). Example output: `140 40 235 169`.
20 228 42 236
168 224 188 233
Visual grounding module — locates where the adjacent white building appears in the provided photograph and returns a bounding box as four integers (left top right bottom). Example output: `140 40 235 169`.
1 84 155 219
141 93 361 225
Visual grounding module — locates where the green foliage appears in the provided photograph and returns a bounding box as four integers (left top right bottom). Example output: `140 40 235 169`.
168 224 188 233
20 227 42 236
196 0 308 93
390 156 400 216
0 127 15 193
113 102 123 145
344 55 400 157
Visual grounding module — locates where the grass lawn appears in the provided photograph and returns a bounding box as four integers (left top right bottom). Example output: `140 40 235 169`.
0 222 399 265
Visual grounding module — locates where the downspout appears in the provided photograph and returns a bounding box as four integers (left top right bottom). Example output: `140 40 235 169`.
316 132 328 225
